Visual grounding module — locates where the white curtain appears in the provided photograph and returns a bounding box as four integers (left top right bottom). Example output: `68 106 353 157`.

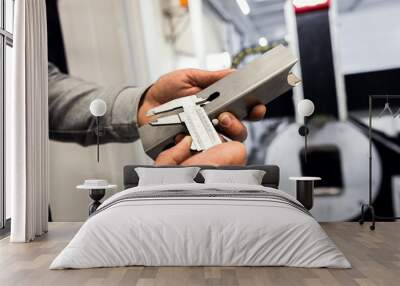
8 0 49 242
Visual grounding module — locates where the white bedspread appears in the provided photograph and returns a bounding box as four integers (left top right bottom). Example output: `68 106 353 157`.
50 183 350 269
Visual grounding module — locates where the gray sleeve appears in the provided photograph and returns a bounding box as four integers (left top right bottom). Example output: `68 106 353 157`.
48 62 149 146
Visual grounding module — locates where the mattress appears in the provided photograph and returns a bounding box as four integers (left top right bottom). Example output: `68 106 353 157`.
50 183 351 269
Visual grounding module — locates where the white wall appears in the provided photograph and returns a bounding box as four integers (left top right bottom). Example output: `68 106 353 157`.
52 0 175 221
138 0 177 81
336 0 400 75
174 2 235 70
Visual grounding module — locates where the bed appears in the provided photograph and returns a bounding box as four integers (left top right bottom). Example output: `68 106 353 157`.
50 165 350 269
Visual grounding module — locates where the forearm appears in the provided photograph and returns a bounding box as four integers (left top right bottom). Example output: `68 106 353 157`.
48 63 148 146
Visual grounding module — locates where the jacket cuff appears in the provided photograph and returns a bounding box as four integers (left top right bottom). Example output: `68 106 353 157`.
110 86 151 141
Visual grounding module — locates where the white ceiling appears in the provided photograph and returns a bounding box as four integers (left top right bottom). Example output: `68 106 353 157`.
206 0 399 46
206 0 287 45
247 0 287 41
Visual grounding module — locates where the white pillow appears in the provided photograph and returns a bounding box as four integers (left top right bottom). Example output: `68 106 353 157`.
200 169 266 185
135 167 200 186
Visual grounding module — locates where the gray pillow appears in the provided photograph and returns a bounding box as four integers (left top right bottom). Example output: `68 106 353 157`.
200 169 266 185
135 167 200 186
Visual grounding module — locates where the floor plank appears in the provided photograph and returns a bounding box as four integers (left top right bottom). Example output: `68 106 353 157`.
0 222 399 286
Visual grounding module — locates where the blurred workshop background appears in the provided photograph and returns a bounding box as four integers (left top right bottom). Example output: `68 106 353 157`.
45 0 400 222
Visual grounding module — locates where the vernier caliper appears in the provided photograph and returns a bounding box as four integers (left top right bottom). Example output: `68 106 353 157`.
146 95 221 151
139 45 301 159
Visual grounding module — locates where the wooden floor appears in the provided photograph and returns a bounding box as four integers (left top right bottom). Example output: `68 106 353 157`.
0 222 399 286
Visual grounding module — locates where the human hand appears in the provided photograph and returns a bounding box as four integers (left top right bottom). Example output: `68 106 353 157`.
154 136 247 166
137 68 266 142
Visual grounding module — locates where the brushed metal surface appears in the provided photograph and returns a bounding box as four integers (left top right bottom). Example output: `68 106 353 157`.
139 45 300 159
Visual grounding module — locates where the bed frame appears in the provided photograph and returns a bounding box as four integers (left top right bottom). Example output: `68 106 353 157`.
123 165 280 189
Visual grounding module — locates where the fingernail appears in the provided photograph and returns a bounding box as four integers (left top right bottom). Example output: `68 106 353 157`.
220 114 231 127
182 136 192 145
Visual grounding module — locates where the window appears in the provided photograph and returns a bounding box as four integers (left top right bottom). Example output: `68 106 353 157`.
0 0 14 232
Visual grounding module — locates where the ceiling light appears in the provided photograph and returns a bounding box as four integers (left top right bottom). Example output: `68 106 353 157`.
236 0 250 15
258 37 268 47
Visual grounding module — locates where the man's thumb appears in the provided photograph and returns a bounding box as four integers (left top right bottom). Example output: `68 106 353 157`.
191 69 235 89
